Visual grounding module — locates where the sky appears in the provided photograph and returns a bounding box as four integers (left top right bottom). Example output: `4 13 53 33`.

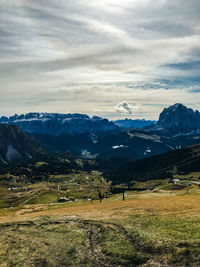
0 0 200 120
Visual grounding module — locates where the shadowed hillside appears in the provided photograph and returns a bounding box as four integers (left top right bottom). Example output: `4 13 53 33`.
106 143 200 183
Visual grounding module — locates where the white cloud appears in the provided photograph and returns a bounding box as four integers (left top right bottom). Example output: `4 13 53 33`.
116 101 134 114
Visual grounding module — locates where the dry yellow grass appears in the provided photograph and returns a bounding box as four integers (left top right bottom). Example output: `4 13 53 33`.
1 191 200 266
1 191 200 223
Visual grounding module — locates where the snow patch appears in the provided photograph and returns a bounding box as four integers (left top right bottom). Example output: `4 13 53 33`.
144 147 151 156
13 118 50 122
112 145 127 149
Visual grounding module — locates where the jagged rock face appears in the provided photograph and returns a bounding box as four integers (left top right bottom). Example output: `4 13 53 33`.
0 124 43 164
157 103 200 134
0 113 119 135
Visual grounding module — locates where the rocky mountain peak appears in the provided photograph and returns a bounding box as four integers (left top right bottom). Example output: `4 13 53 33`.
157 103 200 134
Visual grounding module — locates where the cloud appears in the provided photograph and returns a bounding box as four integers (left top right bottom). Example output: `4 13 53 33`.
0 0 200 118
116 101 134 114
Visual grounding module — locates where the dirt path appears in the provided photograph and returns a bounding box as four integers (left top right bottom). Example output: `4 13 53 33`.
0 217 150 264
81 222 113 266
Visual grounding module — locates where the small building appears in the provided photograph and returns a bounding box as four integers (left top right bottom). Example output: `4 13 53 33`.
168 179 180 184
173 179 180 184
8 187 19 191
57 197 70 203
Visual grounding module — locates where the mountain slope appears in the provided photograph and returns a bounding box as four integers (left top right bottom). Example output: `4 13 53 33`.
0 124 44 164
32 130 171 161
106 142 200 183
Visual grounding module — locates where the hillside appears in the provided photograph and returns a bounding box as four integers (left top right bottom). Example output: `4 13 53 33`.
1 186 200 266
0 124 44 165
106 143 200 183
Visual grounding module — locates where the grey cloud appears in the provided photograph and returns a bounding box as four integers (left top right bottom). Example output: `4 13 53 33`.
116 102 134 114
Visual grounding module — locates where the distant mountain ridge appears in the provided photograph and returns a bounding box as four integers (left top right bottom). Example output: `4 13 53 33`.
2 103 200 136
114 119 156 129
0 113 119 135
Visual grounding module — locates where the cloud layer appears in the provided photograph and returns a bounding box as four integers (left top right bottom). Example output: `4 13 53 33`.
0 0 200 119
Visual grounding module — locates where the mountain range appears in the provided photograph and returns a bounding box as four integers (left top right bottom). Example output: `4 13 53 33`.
0 111 169 161
1 103 200 136
1 103 200 169
0 113 119 135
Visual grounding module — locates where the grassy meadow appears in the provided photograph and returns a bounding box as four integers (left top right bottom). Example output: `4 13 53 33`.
1 171 200 266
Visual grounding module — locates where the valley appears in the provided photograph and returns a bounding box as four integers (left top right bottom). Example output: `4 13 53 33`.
0 170 110 209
